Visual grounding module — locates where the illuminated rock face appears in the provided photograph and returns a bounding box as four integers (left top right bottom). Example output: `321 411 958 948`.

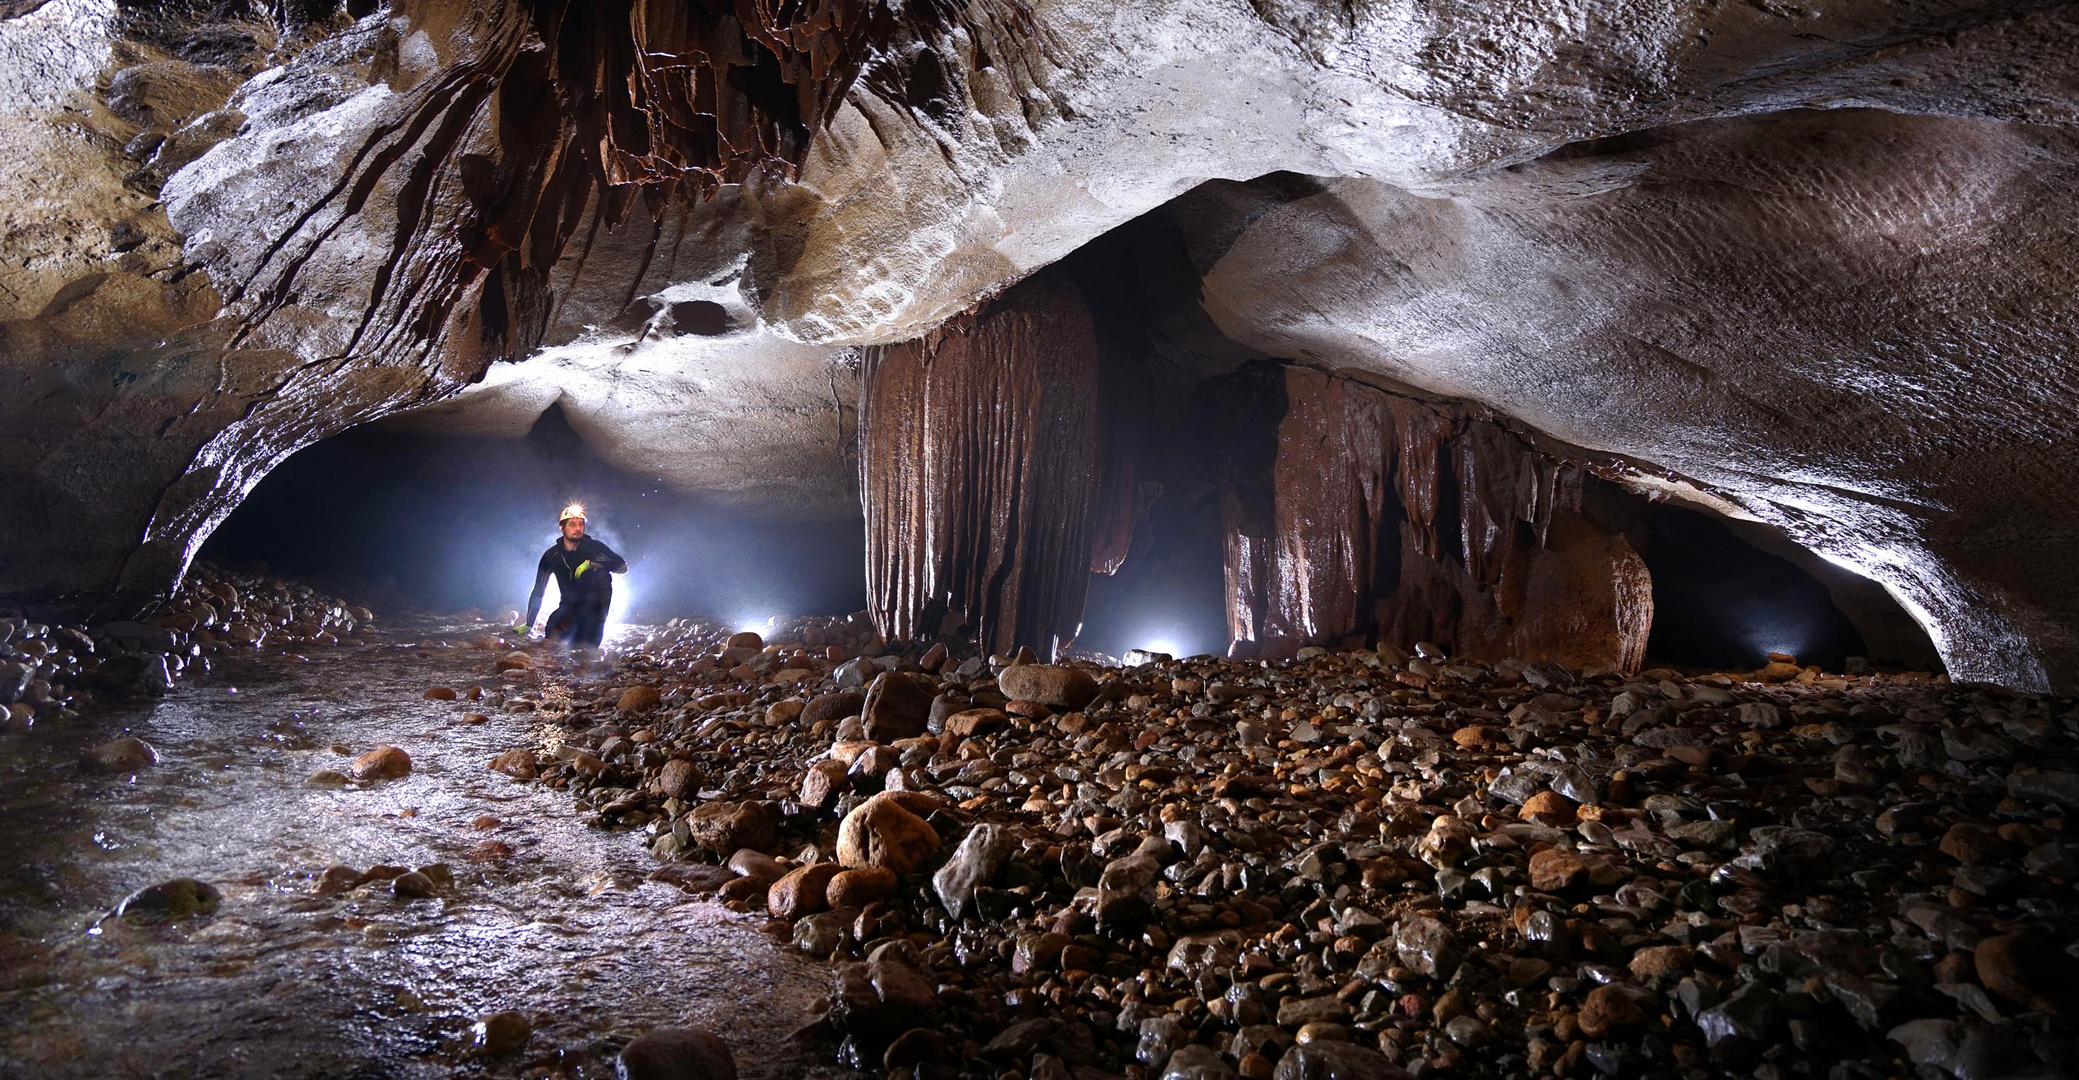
1212 363 1653 670
3 1 2075 689
1186 112 2079 690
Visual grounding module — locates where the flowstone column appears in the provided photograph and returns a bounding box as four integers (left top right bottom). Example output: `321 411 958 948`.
858 272 1105 659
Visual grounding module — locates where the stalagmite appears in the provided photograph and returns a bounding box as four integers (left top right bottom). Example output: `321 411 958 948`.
859 272 1104 659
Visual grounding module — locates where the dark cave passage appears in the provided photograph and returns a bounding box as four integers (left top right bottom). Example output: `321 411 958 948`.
1075 489 1229 660
199 404 869 628
1641 502 1873 671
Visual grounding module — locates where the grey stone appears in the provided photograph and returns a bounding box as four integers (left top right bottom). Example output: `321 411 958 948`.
1270 1040 1403 1080
932 823 1015 922
1695 982 1776 1046
1393 915 1457 978
113 878 221 924
1137 1015 1185 1068
1163 1043 1239 1080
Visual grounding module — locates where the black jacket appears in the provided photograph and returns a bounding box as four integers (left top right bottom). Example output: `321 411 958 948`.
525 535 626 625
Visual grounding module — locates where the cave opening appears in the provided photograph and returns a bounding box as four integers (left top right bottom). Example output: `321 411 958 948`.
1075 488 1229 660
1638 501 1941 674
198 402 868 630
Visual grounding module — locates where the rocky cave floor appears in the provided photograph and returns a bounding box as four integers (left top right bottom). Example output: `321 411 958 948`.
3 575 2078 1080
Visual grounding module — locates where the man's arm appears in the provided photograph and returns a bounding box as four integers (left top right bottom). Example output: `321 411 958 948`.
589 540 628 574
522 559 551 627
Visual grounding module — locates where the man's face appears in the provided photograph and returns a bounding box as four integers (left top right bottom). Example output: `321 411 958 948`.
561 518 585 541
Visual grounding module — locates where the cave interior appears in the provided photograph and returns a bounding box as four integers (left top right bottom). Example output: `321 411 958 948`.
3 1 2078 1078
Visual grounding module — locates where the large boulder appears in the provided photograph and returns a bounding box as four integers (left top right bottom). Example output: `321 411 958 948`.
836 792 941 876
997 664 1100 709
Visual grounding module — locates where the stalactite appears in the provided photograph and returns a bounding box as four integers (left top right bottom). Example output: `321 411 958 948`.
1216 362 1652 670
859 272 1104 659
226 0 997 372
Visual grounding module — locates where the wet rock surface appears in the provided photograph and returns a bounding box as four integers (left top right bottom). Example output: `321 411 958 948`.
0 609 837 1079
490 616 2078 1080
0 563 369 736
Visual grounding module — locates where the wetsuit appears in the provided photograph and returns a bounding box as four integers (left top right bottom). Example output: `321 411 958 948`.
525 535 627 648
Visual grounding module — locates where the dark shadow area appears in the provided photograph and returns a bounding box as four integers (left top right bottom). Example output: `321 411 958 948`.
1077 490 1230 660
201 404 867 626
1643 502 1869 670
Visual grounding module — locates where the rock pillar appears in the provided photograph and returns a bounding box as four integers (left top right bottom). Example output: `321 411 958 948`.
859 273 1105 659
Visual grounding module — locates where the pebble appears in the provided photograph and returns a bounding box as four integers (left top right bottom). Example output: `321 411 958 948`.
685 801 777 855
1975 932 2079 1017
997 663 1100 709
80 736 157 772
933 823 1014 922
349 744 411 781
487 749 538 779
769 862 843 920
113 878 221 924
657 758 702 799
836 792 939 875
826 866 897 909
470 1011 530 1054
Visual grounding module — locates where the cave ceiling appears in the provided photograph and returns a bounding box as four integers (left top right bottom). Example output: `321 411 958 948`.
2 0 2077 690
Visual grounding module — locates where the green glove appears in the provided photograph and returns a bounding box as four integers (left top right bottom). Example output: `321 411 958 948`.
510 622 529 635
574 560 592 578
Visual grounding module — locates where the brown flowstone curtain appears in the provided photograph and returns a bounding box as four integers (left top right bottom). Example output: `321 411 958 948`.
859 273 1103 659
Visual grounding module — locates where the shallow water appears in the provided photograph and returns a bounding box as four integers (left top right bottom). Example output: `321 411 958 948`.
0 622 836 1080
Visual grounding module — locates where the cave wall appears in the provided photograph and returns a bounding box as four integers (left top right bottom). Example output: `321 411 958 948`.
1190 109 2079 690
859 271 1104 659
0 0 934 607
1212 362 1653 670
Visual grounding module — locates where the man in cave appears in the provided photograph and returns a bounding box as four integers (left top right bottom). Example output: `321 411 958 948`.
517 504 628 652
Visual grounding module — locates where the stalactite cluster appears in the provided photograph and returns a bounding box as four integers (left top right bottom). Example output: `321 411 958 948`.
232 0 975 371
1213 363 1653 670
859 272 1105 660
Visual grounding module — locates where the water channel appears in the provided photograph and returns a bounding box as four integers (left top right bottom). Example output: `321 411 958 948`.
0 621 836 1079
